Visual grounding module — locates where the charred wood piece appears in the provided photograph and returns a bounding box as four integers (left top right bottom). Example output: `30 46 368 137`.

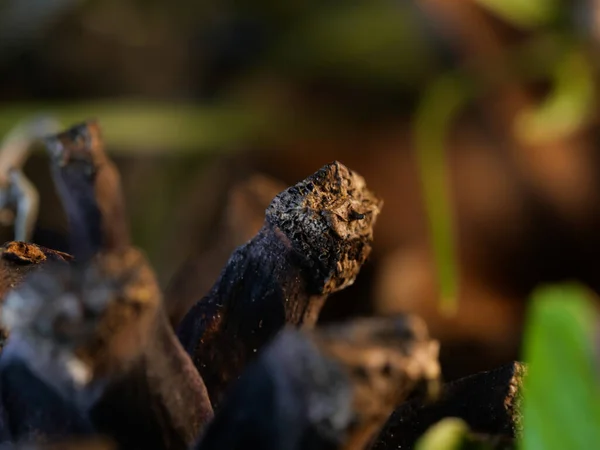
371 361 526 450
196 316 439 450
44 120 129 262
177 161 382 408
0 247 213 449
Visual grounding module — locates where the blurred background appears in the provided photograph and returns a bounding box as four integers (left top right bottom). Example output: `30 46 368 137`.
1 0 599 381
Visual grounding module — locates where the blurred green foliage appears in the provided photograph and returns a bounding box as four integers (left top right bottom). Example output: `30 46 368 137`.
0 101 269 154
520 284 600 450
415 418 502 450
515 48 596 145
270 1 437 87
416 284 600 450
416 418 473 450
415 75 470 313
473 0 561 28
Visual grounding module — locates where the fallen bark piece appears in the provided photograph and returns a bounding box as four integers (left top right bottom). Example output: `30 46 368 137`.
371 361 526 450
177 161 382 408
165 173 286 327
44 120 129 261
0 247 213 449
195 316 440 450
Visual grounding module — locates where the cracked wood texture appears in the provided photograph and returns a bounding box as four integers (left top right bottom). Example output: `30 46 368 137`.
371 361 525 449
177 161 382 408
44 120 129 262
195 316 440 450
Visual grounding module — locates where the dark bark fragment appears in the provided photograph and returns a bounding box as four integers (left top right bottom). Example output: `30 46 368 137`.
371 361 525 450
1 247 213 449
195 316 439 450
177 161 382 407
44 120 129 262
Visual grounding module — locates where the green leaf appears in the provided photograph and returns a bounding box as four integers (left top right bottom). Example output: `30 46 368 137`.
415 418 505 450
521 284 600 450
414 75 468 313
0 100 270 154
514 49 595 145
416 418 471 450
473 0 561 28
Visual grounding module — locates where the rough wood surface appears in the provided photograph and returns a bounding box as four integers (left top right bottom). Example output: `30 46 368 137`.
177 161 382 408
371 361 526 449
0 247 213 449
195 316 439 450
44 120 129 261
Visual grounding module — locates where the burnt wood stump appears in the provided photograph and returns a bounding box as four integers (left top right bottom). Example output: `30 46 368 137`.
177 161 382 408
